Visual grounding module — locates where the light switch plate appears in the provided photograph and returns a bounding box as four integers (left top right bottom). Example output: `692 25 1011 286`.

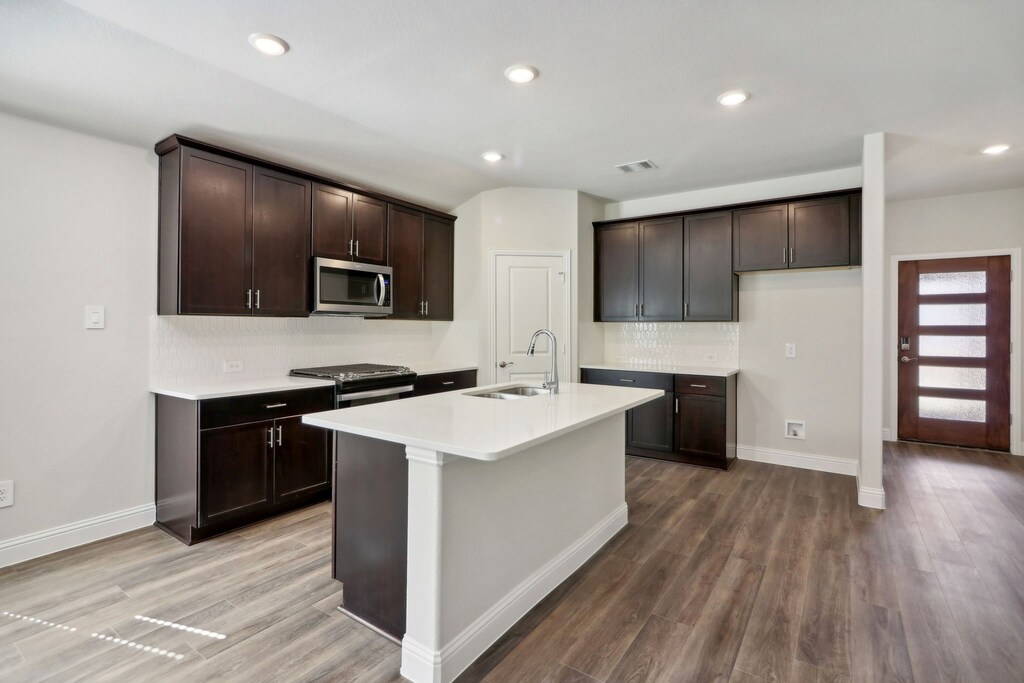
0 480 13 508
84 305 105 329
222 360 244 373
784 342 797 358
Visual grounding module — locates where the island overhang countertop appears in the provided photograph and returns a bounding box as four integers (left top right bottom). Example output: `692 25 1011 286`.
302 381 664 460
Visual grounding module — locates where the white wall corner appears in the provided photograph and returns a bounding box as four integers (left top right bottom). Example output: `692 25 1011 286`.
736 445 858 476
0 504 156 569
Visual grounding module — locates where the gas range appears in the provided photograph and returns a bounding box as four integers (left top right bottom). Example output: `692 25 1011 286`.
290 363 416 405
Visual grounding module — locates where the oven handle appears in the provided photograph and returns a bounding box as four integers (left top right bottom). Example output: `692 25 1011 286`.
375 273 386 307
338 384 414 402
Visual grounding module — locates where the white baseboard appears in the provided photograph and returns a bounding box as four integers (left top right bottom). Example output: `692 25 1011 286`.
400 503 628 683
881 428 893 442
0 503 156 569
736 444 858 477
857 485 886 509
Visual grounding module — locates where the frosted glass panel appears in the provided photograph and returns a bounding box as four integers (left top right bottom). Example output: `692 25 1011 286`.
919 304 986 326
919 396 986 422
919 366 987 390
919 271 986 295
919 335 986 357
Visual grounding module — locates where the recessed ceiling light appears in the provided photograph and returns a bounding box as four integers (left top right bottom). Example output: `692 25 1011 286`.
981 144 1010 155
482 151 505 162
248 33 289 56
504 65 538 84
717 90 749 107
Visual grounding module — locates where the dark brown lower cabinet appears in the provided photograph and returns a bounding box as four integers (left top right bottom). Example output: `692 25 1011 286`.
412 369 477 397
156 386 334 544
580 368 736 469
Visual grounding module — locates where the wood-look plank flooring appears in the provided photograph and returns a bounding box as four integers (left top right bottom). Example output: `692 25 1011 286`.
2 441 1023 682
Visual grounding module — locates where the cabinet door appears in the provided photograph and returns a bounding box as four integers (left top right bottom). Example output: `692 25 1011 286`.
274 416 330 503
639 217 684 321
733 203 789 272
422 216 454 320
627 393 675 453
595 224 640 321
352 194 388 265
388 205 425 319
788 196 850 268
252 167 312 316
198 422 273 526
684 212 736 321
675 394 726 459
849 193 862 266
179 148 253 315
312 183 353 260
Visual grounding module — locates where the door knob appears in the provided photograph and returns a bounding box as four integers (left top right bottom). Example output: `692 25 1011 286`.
498 361 514 368
900 356 917 363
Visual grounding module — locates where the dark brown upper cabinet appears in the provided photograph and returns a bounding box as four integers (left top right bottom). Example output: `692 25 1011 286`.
595 219 683 322
312 185 388 265
683 212 737 321
733 195 852 272
732 203 790 272
160 144 310 316
388 206 454 321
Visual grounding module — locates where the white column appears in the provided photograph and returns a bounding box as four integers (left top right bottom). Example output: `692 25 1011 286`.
401 446 451 683
859 132 886 509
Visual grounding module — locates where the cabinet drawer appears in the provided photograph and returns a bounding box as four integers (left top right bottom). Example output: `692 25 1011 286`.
414 370 477 397
673 375 725 396
200 386 334 429
581 368 673 391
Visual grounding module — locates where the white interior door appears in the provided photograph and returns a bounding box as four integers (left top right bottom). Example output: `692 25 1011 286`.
493 253 569 384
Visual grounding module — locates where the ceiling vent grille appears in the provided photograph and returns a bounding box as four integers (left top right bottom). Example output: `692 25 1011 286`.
615 159 658 173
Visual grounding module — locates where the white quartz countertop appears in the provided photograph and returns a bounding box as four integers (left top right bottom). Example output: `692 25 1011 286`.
303 381 663 461
580 362 739 377
149 362 477 400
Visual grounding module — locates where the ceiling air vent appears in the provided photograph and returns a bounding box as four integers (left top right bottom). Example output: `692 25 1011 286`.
615 159 658 173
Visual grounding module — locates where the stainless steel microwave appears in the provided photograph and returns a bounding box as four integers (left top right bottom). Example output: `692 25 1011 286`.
312 257 392 316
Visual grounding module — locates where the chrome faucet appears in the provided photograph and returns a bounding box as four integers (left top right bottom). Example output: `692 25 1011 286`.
526 329 559 394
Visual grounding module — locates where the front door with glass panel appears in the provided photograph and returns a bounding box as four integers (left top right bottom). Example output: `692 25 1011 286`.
897 256 1011 450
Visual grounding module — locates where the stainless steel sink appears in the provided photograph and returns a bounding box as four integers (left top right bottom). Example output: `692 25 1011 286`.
467 385 552 400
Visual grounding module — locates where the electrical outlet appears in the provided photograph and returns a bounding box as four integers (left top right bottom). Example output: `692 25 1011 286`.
222 360 243 373
784 343 797 358
704 353 718 362
0 480 13 508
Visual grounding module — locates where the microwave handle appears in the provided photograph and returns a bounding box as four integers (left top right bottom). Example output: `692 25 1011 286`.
375 273 386 306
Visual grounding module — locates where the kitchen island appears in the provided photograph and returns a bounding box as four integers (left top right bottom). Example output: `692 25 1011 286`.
303 380 662 683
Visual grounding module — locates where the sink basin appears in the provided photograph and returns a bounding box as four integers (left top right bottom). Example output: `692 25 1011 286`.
467 385 551 400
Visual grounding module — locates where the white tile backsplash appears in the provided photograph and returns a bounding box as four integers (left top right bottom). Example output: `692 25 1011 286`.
603 322 739 368
150 315 471 384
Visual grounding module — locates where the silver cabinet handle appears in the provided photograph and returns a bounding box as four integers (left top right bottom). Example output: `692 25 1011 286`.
498 361 514 368
783 247 787 264
266 427 274 447
789 247 794 263
690 384 707 388
619 378 635 383
264 403 287 409
419 301 425 315
425 301 429 316
349 239 354 255
674 398 679 414
634 303 639 317
441 381 455 386
355 240 360 257
255 289 261 309
247 289 252 309
684 302 689 317
640 303 644 316
276 425 282 447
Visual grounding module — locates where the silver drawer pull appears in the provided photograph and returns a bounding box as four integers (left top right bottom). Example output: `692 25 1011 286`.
441 381 455 386
690 384 707 388
266 427 274 447
619 378 635 383
264 403 287 409
276 425 283 447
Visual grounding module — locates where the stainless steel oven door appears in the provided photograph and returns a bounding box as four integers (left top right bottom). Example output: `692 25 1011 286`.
313 258 392 316
335 384 414 409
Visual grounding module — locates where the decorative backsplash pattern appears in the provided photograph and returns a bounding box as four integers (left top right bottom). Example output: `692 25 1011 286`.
603 322 739 367
150 315 474 383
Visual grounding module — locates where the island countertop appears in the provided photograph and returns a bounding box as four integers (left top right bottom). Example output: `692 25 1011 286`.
303 381 663 461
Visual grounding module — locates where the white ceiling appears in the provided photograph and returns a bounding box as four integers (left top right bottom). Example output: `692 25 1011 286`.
1 0 1022 210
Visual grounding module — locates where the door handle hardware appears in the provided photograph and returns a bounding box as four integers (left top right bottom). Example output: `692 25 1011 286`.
690 384 707 388
441 381 455 386
255 289 261 309
247 289 252 309
619 378 635 383
264 403 288 409
900 356 918 363
267 427 274 447
276 425 283 447
498 361 514 368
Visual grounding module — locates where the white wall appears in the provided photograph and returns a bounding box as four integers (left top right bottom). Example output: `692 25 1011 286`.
885 187 1024 453
0 112 158 542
